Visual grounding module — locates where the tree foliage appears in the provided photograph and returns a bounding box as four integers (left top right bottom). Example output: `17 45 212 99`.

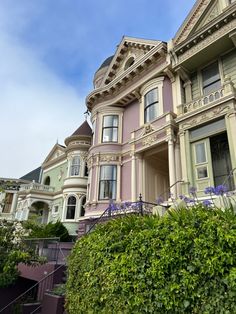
24 220 70 242
66 206 236 313
0 220 44 287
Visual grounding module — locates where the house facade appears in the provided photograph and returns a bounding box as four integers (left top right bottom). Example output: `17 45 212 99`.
1 0 235 236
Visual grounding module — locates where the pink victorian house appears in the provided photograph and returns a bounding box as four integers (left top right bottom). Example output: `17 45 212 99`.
79 36 180 232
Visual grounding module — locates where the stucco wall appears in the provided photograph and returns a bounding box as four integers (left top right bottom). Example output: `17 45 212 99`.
121 160 131 201
41 161 67 192
122 100 139 143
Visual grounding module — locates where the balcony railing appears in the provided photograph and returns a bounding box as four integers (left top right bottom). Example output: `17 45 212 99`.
178 77 236 115
20 183 55 193
179 87 225 115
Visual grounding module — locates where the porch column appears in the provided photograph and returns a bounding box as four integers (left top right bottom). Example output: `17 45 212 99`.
225 111 236 185
174 139 182 197
168 138 176 198
138 156 143 196
131 153 137 202
117 163 121 202
11 193 18 214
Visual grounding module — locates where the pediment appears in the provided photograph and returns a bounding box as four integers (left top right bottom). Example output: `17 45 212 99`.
102 36 162 85
174 0 223 45
43 144 66 164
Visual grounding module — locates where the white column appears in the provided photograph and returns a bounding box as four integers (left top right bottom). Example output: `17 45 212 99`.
138 156 143 196
174 140 182 197
94 157 99 202
168 139 176 198
117 164 121 202
131 154 137 202
10 192 18 214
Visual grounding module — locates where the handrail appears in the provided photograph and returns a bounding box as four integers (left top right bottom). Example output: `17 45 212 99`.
0 264 65 313
157 180 184 201
222 167 236 188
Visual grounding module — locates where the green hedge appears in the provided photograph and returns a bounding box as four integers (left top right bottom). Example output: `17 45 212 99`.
24 221 70 242
66 206 236 313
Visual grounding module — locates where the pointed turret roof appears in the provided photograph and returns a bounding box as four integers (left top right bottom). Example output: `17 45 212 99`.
71 120 92 137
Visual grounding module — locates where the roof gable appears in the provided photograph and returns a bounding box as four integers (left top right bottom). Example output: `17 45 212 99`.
101 36 162 85
42 144 66 165
174 0 223 45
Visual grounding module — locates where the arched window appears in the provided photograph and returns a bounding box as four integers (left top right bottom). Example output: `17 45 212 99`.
70 156 80 176
144 88 159 123
44 176 50 186
124 57 135 70
80 196 86 217
66 196 76 219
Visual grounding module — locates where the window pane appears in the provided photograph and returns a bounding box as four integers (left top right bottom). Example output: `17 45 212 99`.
68 196 76 205
195 143 206 163
103 128 118 142
202 62 221 95
100 165 117 180
66 196 76 219
197 167 208 179
144 89 158 107
99 166 117 200
145 103 158 123
103 115 118 127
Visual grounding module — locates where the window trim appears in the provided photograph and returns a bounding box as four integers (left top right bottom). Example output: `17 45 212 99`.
144 88 159 123
140 77 164 126
98 110 123 144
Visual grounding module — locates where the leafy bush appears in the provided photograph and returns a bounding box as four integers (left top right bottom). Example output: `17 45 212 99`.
66 206 236 313
24 221 70 242
0 220 44 287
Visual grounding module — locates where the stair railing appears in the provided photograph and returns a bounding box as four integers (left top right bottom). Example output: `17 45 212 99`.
0 262 65 313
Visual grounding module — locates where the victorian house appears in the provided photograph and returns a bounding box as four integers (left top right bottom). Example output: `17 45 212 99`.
1 0 235 237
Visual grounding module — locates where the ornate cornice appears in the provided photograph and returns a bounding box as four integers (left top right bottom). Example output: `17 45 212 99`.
86 43 167 110
172 7 236 65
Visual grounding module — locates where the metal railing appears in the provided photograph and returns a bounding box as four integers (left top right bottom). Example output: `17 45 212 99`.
24 237 60 263
86 194 156 234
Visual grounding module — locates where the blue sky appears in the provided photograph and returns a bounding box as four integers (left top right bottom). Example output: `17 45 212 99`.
0 0 196 178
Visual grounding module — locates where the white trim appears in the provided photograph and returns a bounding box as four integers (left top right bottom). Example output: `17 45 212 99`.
140 77 165 126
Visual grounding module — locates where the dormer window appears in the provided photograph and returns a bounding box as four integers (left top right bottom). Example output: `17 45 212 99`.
70 156 80 176
124 57 135 70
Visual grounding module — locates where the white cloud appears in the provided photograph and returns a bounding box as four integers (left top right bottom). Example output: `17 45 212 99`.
0 5 86 178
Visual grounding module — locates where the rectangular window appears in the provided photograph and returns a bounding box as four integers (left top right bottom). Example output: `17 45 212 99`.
102 115 118 143
71 156 80 176
144 88 159 123
99 165 117 200
202 62 221 95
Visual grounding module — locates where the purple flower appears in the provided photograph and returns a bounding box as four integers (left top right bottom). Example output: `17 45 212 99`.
189 186 197 195
179 195 185 200
204 186 215 195
203 200 211 207
157 196 164 205
214 185 228 196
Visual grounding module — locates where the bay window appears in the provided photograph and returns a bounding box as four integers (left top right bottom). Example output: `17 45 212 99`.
99 165 117 200
102 115 118 143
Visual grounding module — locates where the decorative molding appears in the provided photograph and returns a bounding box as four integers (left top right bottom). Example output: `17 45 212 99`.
175 0 211 45
178 18 236 64
99 154 120 163
142 134 157 147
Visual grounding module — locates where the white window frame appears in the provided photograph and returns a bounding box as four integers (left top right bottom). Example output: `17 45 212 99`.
65 195 77 221
98 165 117 201
140 77 164 126
70 156 81 176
